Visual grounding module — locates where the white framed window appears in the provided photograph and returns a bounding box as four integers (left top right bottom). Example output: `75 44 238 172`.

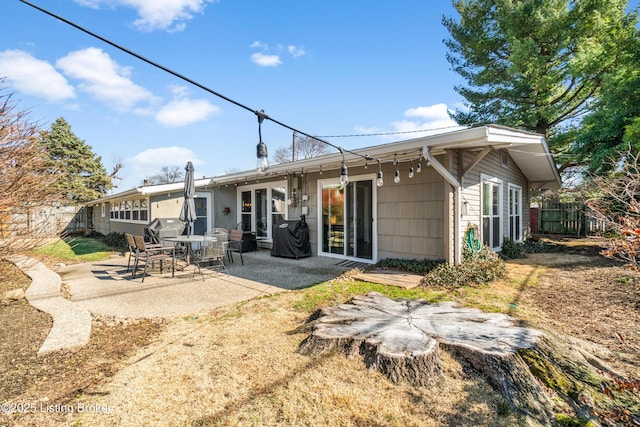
508 183 523 242
110 198 149 223
481 174 503 249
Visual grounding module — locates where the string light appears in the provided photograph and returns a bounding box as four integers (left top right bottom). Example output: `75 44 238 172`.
409 159 415 179
376 159 384 187
256 110 269 173
394 154 400 183
339 149 349 186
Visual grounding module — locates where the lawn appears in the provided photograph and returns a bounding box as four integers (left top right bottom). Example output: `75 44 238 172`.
33 236 118 263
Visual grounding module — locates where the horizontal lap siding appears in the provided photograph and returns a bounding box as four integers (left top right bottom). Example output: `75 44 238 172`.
460 149 530 245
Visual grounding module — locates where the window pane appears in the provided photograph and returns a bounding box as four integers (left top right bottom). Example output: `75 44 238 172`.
482 218 490 247
492 217 500 248
256 189 267 237
241 191 252 213
492 185 499 216
482 183 490 215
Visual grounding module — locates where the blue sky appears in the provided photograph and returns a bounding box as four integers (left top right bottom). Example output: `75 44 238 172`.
2 0 468 191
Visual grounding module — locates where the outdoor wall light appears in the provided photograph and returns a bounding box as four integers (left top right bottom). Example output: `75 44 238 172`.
223 207 231 215
256 110 269 174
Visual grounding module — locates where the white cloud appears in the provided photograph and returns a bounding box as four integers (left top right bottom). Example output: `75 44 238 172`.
156 98 220 127
392 103 463 137
0 50 75 102
250 41 268 49
287 45 306 58
127 146 205 183
75 0 214 32
56 47 154 111
251 52 282 67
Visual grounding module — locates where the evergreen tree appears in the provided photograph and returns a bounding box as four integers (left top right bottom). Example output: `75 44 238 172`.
443 0 637 171
574 26 640 175
40 117 112 203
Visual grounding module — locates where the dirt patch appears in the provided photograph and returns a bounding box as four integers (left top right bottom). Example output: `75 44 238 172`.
0 260 166 427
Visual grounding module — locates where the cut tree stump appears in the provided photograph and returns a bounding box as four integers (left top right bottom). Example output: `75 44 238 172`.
299 292 556 421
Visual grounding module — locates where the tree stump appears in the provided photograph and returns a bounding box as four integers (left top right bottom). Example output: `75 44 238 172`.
299 292 555 420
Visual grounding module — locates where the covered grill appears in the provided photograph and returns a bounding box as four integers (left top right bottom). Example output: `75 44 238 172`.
144 218 186 243
271 216 311 259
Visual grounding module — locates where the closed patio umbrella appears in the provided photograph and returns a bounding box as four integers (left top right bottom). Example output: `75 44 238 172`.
179 161 197 236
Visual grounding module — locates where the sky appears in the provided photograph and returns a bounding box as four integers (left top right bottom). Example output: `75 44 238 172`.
1 0 468 192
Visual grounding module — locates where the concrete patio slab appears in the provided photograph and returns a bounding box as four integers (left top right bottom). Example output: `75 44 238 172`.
12 249 352 354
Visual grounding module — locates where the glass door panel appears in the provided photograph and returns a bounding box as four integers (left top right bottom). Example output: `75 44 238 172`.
322 180 372 259
322 185 344 254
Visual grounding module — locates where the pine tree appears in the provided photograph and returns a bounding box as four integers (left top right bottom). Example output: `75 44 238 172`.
40 117 112 203
443 0 637 171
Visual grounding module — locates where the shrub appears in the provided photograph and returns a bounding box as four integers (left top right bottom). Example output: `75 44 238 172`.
375 258 445 274
101 232 127 251
500 238 526 260
423 246 507 288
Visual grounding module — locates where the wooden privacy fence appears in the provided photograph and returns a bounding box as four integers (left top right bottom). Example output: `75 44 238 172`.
533 200 606 236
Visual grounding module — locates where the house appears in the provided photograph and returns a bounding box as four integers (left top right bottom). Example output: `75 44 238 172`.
88 125 561 264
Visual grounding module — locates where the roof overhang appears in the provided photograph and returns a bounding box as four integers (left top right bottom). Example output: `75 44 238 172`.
215 125 562 190
89 178 213 204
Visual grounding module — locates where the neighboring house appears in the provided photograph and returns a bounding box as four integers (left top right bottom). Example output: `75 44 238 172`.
88 125 561 264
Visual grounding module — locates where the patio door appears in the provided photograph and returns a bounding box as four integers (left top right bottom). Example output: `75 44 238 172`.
320 177 374 261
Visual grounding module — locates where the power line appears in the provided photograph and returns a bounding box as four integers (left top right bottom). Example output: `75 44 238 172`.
17 0 378 163
316 124 465 138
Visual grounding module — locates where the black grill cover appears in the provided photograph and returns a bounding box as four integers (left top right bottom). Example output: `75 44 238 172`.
271 217 311 259
144 218 185 243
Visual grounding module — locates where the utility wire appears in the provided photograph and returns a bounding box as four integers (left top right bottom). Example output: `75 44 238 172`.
17 0 377 163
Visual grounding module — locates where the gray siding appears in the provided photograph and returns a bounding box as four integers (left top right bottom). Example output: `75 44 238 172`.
459 149 530 248
377 161 445 260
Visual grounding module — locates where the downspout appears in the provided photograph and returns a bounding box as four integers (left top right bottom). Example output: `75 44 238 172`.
423 147 462 264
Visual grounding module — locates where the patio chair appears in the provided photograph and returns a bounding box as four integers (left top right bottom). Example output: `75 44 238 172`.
131 235 175 282
124 233 137 272
226 229 245 265
192 232 228 278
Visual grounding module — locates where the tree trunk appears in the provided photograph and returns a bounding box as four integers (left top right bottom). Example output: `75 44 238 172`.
299 292 629 424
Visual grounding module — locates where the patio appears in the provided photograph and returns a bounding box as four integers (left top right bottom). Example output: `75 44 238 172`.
56 250 354 319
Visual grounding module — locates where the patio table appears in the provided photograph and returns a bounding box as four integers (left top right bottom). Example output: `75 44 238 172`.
162 235 217 266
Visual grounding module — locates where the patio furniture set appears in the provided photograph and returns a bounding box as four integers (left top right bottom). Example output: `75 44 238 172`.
124 229 246 282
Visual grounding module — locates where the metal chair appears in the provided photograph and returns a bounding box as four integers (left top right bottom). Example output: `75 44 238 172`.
226 229 245 265
192 232 228 278
131 235 175 282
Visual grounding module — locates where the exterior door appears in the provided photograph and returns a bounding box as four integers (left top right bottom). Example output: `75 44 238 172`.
320 178 374 260
193 193 211 235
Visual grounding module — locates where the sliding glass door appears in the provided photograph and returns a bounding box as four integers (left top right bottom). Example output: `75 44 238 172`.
320 177 374 260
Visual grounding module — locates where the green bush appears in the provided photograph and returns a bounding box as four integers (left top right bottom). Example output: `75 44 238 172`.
423 246 507 288
101 232 127 251
522 238 556 254
500 238 527 260
375 258 445 274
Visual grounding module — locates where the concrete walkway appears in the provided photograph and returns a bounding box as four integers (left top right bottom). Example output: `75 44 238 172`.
10 256 92 355
13 250 351 354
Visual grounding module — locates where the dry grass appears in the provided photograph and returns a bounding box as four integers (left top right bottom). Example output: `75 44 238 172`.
2 236 639 426
67 294 520 427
